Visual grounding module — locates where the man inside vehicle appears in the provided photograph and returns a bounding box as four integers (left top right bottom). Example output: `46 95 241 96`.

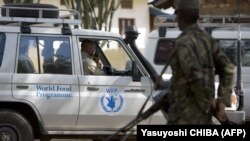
81 39 104 75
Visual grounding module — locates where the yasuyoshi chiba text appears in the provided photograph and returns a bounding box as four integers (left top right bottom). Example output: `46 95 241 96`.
140 128 246 138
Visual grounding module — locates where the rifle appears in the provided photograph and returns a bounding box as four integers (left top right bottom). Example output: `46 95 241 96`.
103 40 176 141
102 90 170 141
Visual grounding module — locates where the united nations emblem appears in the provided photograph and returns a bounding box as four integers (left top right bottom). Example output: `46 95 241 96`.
100 91 124 113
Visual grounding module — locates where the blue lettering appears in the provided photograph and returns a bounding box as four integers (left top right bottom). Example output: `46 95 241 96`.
36 91 41 97
106 88 118 93
36 85 55 91
36 91 72 99
57 85 72 91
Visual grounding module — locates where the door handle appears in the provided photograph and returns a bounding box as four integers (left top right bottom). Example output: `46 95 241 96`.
124 88 145 93
87 87 99 91
16 85 29 89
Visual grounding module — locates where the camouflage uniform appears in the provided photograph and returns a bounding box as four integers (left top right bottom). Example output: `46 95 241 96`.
168 23 235 124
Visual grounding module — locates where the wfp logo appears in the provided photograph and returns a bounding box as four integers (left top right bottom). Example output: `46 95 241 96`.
100 88 124 113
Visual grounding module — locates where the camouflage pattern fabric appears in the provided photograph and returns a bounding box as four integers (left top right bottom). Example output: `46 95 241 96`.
167 23 235 124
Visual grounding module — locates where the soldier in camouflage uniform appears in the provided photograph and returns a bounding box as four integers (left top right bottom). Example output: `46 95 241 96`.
167 0 235 124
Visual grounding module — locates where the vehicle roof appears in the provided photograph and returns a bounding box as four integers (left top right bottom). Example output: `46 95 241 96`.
212 28 250 39
0 5 122 39
148 28 181 39
0 24 122 38
149 26 250 39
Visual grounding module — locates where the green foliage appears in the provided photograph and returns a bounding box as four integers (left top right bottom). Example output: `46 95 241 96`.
3 0 120 31
64 0 121 31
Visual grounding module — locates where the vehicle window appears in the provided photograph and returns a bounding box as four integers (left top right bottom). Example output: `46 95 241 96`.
242 40 250 66
154 39 174 65
0 33 6 67
99 40 131 70
217 39 250 66
17 36 72 74
80 38 135 76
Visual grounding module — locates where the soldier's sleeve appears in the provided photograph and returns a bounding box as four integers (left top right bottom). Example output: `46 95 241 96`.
175 41 203 80
212 39 235 107
175 40 209 110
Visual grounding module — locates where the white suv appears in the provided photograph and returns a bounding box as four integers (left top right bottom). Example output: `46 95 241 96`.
0 4 166 141
143 15 248 124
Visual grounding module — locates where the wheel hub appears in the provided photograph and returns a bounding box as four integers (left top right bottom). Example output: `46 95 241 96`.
0 127 17 141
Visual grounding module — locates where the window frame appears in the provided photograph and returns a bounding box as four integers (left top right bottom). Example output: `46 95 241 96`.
78 36 146 76
119 18 135 37
121 0 133 9
0 33 6 67
154 38 175 65
216 39 250 67
16 34 73 74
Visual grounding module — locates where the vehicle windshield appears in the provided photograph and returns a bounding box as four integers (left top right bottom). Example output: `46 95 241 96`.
217 39 250 66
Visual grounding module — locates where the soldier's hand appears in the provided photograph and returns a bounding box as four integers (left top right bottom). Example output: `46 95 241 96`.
211 99 228 124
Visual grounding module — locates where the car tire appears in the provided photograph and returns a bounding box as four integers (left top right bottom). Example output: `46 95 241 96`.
1 3 59 18
0 110 34 141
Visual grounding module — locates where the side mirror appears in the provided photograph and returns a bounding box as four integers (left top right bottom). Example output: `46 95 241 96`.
131 61 141 82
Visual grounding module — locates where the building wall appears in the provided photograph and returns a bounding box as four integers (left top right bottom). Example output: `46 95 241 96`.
44 0 150 50
111 0 150 51
0 0 150 51
200 0 250 15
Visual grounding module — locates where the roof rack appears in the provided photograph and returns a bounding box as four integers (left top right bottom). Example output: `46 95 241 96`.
0 6 81 27
154 15 250 28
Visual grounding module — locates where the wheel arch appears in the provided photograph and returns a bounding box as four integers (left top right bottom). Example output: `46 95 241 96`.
0 102 45 138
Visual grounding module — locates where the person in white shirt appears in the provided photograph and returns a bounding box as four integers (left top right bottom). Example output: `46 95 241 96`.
81 39 104 75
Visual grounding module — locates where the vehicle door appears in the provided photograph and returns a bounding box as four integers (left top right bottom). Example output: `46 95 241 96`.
12 35 79 130
213 29 250 113
241 36 250 121
76 37 154 130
